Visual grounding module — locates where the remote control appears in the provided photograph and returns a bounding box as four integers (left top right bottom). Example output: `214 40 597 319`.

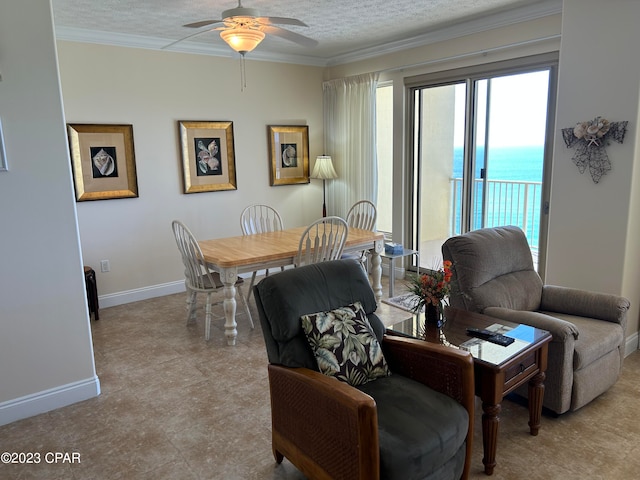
485 334 515 346
466 328 515 346
466 328 494 339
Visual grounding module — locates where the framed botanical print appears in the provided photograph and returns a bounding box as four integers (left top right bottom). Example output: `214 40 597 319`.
267 125 309 186
67 123 138 201
178 120 237 194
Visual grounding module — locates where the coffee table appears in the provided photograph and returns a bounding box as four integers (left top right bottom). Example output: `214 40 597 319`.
387 307 552 475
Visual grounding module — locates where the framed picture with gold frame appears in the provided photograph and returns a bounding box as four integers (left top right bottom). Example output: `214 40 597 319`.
67 124 139 201
268 125 309 186
178 120 237 194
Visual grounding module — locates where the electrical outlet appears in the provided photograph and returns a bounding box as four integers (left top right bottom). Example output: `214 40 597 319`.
100 260 110 273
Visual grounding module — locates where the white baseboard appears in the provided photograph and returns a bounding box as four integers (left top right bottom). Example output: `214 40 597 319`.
625 331 638 357
98 280 186 308
98 272 260 308
380 262 406 280
0 376 101 426
105 267 412 309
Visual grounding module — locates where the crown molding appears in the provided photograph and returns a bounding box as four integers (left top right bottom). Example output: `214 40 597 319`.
55 0 562 67
54 26 329 66
328 0 562 66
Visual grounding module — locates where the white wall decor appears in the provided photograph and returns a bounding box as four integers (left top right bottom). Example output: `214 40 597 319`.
561 116 628 183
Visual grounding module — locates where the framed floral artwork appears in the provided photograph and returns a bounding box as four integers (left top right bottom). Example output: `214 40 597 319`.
267 125 309 186
178 120 237 194
67 123 139 201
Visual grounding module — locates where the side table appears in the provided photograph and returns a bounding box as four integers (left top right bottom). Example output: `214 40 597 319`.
387 307 552 475
380 247 419 297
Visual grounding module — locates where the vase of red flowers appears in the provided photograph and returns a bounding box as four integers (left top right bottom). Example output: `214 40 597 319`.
406 260 453 327
425 303 444 327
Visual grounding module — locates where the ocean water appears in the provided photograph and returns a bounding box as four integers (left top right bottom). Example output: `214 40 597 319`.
453 145 544 181
451 145 544 247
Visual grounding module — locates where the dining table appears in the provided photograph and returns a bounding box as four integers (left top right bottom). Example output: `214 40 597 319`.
198 226 385 345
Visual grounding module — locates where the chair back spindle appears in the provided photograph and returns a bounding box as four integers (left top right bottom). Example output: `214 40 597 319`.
297 216 348 267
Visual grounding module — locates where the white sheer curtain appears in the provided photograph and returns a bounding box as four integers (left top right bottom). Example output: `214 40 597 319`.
322 73 379 218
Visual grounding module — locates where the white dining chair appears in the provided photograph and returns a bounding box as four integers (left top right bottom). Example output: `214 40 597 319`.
240 204 284 301
172 220 253 341
343 200 377 270
346 200 377 231
240 204 284 235
296 216 349 267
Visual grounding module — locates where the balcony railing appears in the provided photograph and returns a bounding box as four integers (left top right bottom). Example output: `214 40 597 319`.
450 177 542 258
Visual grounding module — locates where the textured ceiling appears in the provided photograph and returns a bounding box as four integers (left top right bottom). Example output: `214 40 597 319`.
51 0 562 65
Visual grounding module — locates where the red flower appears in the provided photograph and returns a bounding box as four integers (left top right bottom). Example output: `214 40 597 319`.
406 261 454 313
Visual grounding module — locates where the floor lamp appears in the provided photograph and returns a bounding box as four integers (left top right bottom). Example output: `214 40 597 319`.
310 155 338 217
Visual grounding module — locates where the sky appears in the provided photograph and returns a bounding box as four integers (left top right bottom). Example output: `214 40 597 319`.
454 69 550 148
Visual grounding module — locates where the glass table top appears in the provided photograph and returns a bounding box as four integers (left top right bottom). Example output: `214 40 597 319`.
386 308 551 367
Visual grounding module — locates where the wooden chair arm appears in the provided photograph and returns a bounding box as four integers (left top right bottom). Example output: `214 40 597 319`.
381 334 474 408
268 364 380 480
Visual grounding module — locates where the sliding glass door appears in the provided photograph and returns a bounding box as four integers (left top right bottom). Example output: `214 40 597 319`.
411 82 464 269
408 56 557 274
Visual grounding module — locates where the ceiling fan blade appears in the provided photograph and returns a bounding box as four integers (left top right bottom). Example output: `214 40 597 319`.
162 28 217 49
260 25 318 47
256 16 308 27
184 19 224 29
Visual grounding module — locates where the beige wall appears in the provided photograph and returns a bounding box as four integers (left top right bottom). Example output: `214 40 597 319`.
329 7 640 342
2 0 639 425
327 15 564 252
58 8 640 339
547 0 640 340
57 42 325 303
0 0 98 422
325 15 562 81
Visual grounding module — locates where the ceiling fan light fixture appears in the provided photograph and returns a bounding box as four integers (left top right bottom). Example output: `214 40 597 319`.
222 6 260 19
220 27 265 54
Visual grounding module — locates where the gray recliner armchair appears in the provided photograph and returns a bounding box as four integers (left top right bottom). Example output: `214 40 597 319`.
254 259 475 479
442 225 630 415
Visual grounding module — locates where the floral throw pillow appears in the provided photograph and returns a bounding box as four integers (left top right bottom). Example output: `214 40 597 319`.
300 302 390 386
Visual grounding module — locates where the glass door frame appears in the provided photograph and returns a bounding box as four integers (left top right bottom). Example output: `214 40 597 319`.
404 52 558 279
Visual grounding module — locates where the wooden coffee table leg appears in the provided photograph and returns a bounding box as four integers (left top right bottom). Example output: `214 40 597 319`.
528 371 546 435
481 402 501 475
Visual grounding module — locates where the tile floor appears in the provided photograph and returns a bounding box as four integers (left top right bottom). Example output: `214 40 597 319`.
1 276 639 479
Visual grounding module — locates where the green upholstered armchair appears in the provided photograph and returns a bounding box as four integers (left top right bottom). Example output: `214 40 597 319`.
254 259 474 480
442 225 630 415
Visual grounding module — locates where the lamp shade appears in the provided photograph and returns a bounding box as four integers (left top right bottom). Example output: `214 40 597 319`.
311 155 338 180
220 27 265 54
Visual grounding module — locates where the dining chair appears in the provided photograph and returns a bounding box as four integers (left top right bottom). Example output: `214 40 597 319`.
240 204 284 235
343 200 377 270
296 216 348 267
240 204 284 301
346 200 377 230
171 220 253 341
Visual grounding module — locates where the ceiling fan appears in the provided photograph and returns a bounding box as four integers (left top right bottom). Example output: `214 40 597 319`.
167 0 318 55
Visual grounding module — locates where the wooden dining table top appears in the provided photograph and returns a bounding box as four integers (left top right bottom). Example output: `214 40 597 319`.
198 226 384 269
